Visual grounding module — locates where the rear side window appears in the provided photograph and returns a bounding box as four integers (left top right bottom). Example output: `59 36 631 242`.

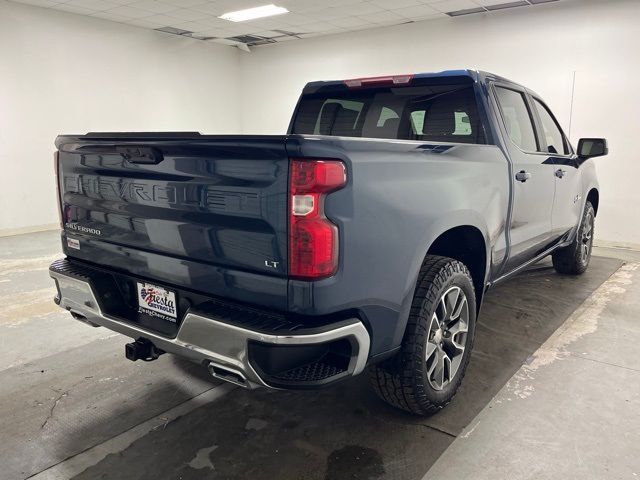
494 86 538 152
291 84 486 144
533 98 569 155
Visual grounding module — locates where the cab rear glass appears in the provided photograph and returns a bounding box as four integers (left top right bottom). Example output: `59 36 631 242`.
291 81 487 144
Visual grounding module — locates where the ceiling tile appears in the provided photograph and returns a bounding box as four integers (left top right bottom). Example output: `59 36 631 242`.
91 10 131 21
54 3 97 14
307 7 348 21
358 10 406 24
244 17 292 30
160 0 207 8
298 21 340 33
369 0 423 9
211 0 262 11
62 0 122 12
125 17 165 27
190 2 227 16
276 0 328 13
11 0 61 7
221 23 265 35
107 5 154 18
103 0 139 5
429 0 481 12
474 0 520 5
329 16 371 28
339 2 385 16
142 12 185 24
392 4 440 19
194 16 230 28
327 0 368 5
126 0 178 14
163 7 209 21
172 20 211 32
280 13 322 26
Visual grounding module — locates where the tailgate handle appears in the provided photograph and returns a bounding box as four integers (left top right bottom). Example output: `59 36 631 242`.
116 146 163 164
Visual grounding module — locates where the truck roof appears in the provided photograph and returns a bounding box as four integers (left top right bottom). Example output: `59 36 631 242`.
304 69 527 92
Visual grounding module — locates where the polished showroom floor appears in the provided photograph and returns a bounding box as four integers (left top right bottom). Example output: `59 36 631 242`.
1 231 639 480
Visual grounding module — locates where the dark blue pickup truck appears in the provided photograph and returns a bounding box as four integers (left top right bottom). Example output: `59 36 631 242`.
50 70 607 415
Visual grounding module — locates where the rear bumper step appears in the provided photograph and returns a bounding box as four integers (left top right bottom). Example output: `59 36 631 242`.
50 258 370 389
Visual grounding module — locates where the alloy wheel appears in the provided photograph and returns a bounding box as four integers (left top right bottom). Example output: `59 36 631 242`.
425 286 469 391
580 211 594 263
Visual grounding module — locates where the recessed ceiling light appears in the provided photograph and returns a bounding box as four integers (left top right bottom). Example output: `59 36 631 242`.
219 4 289 22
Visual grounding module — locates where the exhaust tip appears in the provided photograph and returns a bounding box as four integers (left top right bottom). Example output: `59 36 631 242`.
207 362 249 388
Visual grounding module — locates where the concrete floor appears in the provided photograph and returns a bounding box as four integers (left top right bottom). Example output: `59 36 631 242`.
1 231 639 480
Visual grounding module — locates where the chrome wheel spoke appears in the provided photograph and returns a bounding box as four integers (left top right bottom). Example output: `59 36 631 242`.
446 319 468 351
427 346 439 377
444 287 460 321
442 353 452 385
581 215 594 261
426 286 470 391
437 296 447 324
433 349 446 388
426 341 437 362
450 295 467 323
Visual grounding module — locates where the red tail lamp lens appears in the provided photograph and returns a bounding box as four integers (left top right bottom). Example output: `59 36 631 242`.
289 159 346 279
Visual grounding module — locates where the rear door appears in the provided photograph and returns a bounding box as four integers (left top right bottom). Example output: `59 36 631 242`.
56 134 289 309
529 97 582 240
492 84 557 272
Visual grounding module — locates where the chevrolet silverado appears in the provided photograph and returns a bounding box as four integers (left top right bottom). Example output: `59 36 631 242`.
50 70 608 415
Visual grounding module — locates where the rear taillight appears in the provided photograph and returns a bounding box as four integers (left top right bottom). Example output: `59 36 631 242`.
289 159 347 279
54 151 63 228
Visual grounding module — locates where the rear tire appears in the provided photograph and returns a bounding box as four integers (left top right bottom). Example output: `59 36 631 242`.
369 255 476 416
552 201 595 275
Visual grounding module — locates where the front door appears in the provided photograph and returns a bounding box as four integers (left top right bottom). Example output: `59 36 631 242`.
492 85 557 273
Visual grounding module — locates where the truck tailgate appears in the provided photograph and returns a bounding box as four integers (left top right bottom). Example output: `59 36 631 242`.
55 134 289 310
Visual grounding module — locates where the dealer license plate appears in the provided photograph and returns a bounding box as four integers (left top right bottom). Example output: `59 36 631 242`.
136 282 177 322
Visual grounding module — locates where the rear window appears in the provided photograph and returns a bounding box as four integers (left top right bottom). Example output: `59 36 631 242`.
291 83 486 144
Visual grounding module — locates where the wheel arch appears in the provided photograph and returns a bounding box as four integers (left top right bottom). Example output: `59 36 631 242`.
391 213 492 353
426 225 488 310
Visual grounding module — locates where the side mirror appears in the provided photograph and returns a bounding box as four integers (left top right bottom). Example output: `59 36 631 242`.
577 138 608 159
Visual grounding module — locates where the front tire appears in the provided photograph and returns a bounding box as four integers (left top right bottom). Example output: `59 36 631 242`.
552 201 595 275
369 255 476 416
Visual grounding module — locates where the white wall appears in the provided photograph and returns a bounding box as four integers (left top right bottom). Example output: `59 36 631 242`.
238 0 640 248
0 0 241 235
2 0 639 248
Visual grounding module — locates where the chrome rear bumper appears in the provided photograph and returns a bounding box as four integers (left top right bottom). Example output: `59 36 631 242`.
50 261 370 389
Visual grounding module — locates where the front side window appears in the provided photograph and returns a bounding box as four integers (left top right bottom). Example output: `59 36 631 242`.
533 98 569 155
494 86 538 152
292 83 486 144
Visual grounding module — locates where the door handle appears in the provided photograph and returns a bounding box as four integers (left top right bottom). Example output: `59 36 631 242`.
555 168 566 179
515 170 531 183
